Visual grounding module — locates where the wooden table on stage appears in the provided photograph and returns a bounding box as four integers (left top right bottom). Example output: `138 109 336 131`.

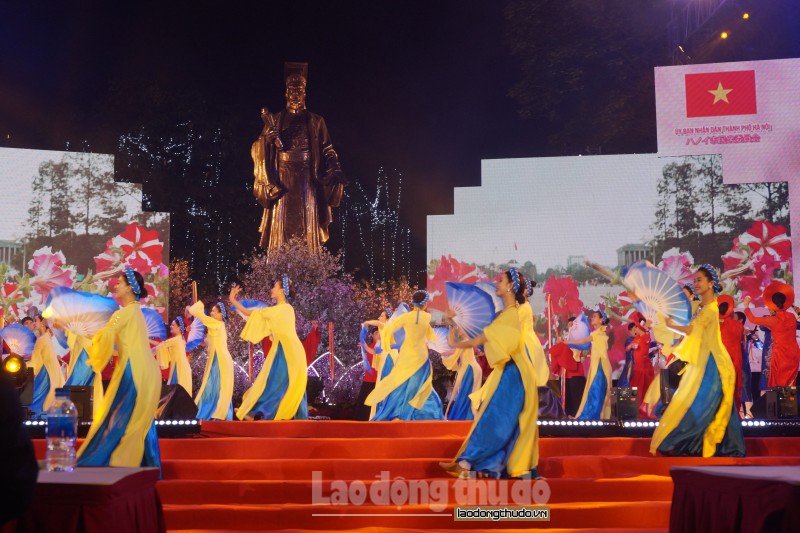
670 465 800 533
14 467 165 533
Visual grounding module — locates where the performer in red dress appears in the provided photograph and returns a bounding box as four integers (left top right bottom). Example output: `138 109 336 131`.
718 294 744 416
628 322 654 416
743 282 800 388
550 322 586 418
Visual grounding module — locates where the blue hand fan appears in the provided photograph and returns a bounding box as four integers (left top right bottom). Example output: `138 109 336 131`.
52 328 69 350
427 326 453 357
235 299 270 320
42 287 119 338
141 308 167 340
185 318 207 351
474 282 504 315
623 260 692 327
567 313 591 350
51 328 70 357
387 303 410 349
445 282 496 339
0 323 37 357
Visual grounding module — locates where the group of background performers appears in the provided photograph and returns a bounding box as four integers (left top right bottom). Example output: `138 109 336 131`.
11 261 800 475
13 268 311 471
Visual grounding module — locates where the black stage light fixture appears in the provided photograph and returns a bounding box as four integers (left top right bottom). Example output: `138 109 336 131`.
2 353 26 386
2 353 34 405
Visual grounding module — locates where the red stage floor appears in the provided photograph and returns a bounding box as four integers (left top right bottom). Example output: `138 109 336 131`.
33 421 800 532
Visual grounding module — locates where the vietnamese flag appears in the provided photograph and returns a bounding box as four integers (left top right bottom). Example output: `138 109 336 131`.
685 70 757 118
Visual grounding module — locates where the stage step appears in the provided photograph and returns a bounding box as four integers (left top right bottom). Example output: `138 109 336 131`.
162 501 672 530
158 435 800 460
157 476 674 505
161 455 800 481
169 526 669 533
200 420 473 439
31 421 800 531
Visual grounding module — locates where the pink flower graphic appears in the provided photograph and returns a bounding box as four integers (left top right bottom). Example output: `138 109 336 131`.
27 247 75 298
657 248 695 286
112 222 164 272
93 239 122 274
155 263 170 278
738 220 791 263
144 282 160 302
426 255 489 312
734 253 782 307
721 236 751 273
736 275 765 307
542 275 584 320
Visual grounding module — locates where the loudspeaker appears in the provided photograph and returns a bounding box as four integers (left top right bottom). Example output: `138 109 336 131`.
751 394 767 418
665 360 687 389
765 387 798 419
156 384 198 420
611 386 638 420
65 385 93 422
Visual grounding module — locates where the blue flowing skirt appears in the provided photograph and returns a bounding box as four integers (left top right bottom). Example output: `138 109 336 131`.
372 356 395 417
618 352 634 387
447 365 475 421
657 354 746 457
243 343 308 420
29 369 51 414
538 386 565 419
77 362 136 461
577 364 609 420
459 361 526 478
372 361 444 421
196 352 233 421
65 348 95 387
740 345 753 403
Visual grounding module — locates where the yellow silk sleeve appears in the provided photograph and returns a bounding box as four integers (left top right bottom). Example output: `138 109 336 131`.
674 305 714 366
240 307 273 344
189 301 221 331
30 338 45 374
425 324 437 343
483 317 516 368
441 349 462 371
88 310 123 373
384 313 408 349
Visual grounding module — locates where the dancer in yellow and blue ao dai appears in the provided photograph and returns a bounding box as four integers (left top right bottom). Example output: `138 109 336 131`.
155 317 193 396
29 316 64 415
191 300 234 420
442 346 482 421
367 305 409 419
441 268 539 479
365 291 444 421
573 309 612 420
231 279 308 420
63 331 104 419
77 269 161 468
650 265 745 457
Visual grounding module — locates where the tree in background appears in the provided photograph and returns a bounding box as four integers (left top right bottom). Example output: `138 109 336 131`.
504 0 669 155
237 237 363 369
168 258 192 319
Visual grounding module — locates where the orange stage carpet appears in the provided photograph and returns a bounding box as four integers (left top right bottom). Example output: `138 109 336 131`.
34 421 800 532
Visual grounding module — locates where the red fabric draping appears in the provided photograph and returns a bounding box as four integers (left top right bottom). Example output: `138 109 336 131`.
302 324 321 366
670 466 800 533
15 467 165 533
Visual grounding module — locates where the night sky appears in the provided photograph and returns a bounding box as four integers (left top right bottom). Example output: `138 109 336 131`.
1 1 797 283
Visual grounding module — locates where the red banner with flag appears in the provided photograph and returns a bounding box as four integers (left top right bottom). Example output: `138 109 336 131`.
684 70 757 118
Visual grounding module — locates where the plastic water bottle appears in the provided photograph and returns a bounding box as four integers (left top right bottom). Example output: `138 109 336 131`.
46 388 78 472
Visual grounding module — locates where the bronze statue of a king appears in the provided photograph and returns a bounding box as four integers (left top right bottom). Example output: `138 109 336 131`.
251 62 346 256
